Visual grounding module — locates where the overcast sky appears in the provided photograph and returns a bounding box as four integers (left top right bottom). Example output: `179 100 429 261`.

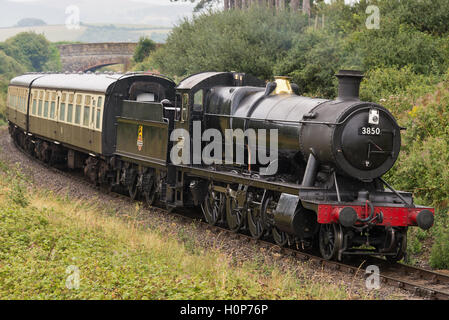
0 0 196 27
0 0 361 28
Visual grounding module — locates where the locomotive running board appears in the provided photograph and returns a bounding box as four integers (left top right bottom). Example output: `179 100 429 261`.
178 165 302 195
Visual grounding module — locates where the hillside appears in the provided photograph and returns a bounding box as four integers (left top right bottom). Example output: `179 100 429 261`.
0 24 171 43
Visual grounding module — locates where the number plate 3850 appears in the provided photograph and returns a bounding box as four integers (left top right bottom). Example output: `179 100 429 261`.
359 127 381 136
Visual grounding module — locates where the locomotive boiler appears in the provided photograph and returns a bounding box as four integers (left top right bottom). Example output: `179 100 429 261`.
203 71 400 182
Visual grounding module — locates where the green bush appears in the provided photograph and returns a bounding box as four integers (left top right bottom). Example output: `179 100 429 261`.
153 8 309 79
430 215 449 269
0 50 26 79
384 0 449 36
388 136 449 209
360 66 441 116
356 24 448 75
0 33 61 121
133 37 156 63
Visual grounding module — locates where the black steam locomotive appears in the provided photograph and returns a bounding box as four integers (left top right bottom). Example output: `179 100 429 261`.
7 70 434 261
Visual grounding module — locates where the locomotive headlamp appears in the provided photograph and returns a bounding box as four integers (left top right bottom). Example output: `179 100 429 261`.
369 109 380 125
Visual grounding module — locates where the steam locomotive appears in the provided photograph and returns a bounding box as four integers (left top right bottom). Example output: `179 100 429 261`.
7 70 435 261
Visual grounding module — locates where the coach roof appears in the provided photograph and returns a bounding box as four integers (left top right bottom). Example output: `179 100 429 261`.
10 73 131 93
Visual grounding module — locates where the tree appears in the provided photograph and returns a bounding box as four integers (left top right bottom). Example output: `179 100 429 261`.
3 32 51 71
133 37 157 63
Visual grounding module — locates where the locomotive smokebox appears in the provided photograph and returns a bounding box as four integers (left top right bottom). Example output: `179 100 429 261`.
336 70 364 101
298 70 401 181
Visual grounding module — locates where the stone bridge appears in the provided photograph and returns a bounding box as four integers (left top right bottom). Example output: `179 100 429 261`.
58 42 138 72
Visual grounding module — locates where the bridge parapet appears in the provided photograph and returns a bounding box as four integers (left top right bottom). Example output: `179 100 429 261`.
58 42 138 72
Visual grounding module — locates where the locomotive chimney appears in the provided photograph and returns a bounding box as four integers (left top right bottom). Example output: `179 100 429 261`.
336 70 364 101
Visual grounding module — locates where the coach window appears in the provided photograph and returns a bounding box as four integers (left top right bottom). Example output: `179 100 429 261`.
38 91 43 117
32 98 37 115
75 94 82 125
50 92 56 119
60 93 67 121
18 93 22 112
67 94 74 123
17 90 21 111
21 90 25 112
43 92 49 118
20 90 24 112
14 90 18 109
31 91 37 115
24 90 27 112
96 96 103 130
23 92 27 112
83 95 91 127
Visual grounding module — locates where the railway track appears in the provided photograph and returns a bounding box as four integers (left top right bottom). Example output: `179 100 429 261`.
12 140 449 300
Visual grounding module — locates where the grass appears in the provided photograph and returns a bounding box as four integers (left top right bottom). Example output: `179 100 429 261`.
0 161 365 300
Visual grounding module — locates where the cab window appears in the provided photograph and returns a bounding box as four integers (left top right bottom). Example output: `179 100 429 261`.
174 94 181 121
193 90 203 112
181 93 189 122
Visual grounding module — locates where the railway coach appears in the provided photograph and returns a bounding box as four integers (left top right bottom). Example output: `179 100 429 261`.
7 72 175 171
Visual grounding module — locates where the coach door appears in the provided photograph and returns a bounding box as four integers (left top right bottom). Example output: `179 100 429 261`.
82 94 96 152
55 91 63 142
89 95 101 154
